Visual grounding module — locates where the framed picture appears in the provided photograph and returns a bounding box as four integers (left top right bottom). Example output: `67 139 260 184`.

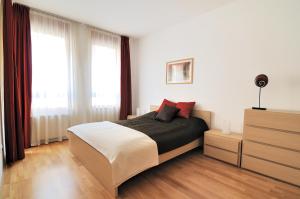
166 58 193 84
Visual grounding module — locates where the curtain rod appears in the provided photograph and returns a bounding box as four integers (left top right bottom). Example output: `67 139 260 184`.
19 3 126 37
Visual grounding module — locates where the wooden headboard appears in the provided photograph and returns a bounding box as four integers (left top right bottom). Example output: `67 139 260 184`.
150 105 211 129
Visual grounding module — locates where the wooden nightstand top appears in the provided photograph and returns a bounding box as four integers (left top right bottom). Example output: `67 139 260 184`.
205 129 242 141
127 115 137 119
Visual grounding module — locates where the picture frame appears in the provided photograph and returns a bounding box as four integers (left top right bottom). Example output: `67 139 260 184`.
166 58 193 84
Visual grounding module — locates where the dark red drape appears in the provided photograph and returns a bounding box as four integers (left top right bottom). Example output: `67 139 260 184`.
3 0 32 163
119 36 132 120
13 3 32 149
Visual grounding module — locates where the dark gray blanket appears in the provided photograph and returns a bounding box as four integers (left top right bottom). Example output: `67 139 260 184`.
115 111 208 154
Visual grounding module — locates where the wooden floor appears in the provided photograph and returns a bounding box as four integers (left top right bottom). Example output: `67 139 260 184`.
1 141 300 199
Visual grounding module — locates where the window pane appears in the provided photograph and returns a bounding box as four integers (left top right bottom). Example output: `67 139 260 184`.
31 32 69 115
91 45 120 107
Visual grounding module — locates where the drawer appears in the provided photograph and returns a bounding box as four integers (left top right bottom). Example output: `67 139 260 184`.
205 134 240 152
242 155 300 186
244 109 300 132
243 141 300 169
204 145 238 165
244 126 300 151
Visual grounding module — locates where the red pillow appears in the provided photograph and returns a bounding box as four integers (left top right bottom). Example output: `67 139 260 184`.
157 99 177 112
176 102 195 118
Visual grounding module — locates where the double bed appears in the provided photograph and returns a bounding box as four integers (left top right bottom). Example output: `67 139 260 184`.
67 105 211 197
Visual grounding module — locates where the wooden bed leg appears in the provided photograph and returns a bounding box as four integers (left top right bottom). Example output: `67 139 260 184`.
109 187 118 198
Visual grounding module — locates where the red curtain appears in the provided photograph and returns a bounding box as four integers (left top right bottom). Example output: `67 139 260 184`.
3 0 32 163
119 36 132 120
13 3 32 149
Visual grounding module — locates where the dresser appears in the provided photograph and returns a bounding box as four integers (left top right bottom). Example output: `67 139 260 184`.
204 129 242 167
242 109 300 186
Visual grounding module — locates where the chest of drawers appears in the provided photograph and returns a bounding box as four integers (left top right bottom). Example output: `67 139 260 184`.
242 109 300 186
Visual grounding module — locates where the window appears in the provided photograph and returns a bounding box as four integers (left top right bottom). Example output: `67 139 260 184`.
30 12 122 146
91 31 120 107
31 13 70 115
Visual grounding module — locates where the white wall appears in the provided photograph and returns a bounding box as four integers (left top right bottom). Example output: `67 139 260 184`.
133 0 300 133
130 37 139 114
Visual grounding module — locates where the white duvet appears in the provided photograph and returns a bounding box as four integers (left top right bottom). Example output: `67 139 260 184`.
68 121 159 186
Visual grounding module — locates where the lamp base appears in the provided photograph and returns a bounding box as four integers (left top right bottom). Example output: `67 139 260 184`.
252 107 267 110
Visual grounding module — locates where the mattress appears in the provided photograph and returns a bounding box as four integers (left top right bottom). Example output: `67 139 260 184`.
115 111 209 154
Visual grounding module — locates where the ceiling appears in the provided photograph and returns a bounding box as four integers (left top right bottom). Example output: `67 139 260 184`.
14 0 235 37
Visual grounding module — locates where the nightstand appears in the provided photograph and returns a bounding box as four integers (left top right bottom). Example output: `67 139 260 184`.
127 115 137 119
204 129 242 167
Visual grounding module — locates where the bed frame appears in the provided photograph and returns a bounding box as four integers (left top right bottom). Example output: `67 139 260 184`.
68 105 211 198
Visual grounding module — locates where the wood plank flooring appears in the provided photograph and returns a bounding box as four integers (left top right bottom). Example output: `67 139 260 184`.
1 141 300 199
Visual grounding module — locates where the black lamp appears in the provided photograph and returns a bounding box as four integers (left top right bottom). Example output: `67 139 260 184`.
252 74 268 110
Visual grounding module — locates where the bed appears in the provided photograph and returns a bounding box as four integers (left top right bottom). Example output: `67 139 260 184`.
67 105 211 197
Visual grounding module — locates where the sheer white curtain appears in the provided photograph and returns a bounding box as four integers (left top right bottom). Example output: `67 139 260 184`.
90 30 121 121
30 11 121 146
30 11 73 146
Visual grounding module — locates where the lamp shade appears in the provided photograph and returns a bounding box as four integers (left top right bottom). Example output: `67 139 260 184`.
255 74 268 88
